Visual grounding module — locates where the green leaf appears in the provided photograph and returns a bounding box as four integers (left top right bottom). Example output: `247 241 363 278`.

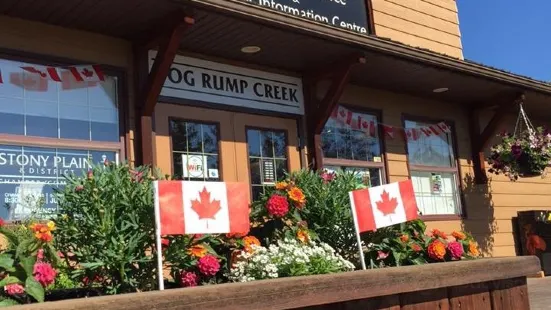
80 262 104 269
20 256 36 277
15 239 33 260
0 254 14 272
25 277 44 303
0 276 22 287
0 298 20 307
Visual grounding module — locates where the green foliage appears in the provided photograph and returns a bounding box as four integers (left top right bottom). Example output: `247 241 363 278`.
488 126 551 181
250 169 365 266
54 162 158 294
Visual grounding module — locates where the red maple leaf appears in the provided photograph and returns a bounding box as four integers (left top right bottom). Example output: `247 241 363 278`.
191 187 221 228
81 68 94 78
376 190 398 216
339 110 346 117
362 121 369 128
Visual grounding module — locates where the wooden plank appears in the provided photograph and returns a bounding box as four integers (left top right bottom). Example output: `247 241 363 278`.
375 26 463 59
490 180 551 195
448 283 491 310
478 93 523 152
303 295 400 309
372 0 460 35
489 277 530 310
421 0 458 12
10 258 540 310
372 0 459 23
491 194 551 208
400 288 449 310
140 115 155 166
372 11 462 48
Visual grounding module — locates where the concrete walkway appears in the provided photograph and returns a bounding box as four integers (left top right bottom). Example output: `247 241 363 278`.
529 277 551 309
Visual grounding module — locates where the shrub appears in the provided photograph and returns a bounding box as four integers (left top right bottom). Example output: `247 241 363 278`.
54 163 158 294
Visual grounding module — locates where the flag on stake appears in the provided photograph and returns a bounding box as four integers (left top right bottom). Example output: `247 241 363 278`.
153 180 250 290
348 180 419 269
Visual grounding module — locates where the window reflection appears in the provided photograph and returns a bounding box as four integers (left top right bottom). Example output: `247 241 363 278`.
170 120 220 182
405 120 454 167
0 59 119 142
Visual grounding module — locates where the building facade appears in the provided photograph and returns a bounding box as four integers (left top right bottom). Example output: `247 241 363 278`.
0 0 550 258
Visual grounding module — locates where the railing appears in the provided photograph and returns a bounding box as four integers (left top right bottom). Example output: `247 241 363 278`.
12 256 540 310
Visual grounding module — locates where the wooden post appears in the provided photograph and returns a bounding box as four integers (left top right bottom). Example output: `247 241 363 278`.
134 13 194 166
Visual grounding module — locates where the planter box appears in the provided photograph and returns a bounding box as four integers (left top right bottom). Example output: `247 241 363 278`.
11 256 539 310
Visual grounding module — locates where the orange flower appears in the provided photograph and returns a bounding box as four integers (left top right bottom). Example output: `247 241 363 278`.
411 243 422 252
431 229 447 239
226 232 246 239
287 187 306 205
452 231 466 240
30 223 54 243
187 244 208 258
427 240 446 260
468 241 480 257
297 230 310 244
243 236 261 253
275 182 289 190
400 234 409 243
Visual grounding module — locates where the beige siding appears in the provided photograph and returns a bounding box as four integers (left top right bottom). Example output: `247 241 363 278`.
371 0 463 59
0 15 136 163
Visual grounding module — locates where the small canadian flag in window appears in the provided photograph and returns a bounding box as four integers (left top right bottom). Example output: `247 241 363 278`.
69 65 105 82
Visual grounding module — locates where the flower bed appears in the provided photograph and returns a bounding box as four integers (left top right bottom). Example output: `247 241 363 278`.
0 164 485 306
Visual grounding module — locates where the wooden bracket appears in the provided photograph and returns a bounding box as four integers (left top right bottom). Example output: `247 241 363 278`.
469 92 524 184
140 13 194 117
303 54 365 170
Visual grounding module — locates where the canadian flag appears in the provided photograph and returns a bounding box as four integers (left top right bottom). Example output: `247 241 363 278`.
10 72 48 92
61 70 98 90
437 122 451 134
21 66 62 82
153 181 250 235
382 125 394 138
336 106 353 126
405 128 420 141
349 180 419 232
69 65 105 82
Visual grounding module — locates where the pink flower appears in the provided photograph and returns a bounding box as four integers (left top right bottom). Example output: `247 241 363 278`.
4 284 24 295
197 255 220 276
37 249 44 260
75 185 84 192
179 271 198 287
265 195 289 218
447 241 464 260
320 171 335 183
377 251 389 260
33 262 57 287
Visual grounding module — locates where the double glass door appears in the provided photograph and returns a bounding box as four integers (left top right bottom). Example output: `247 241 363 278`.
154 104 301 200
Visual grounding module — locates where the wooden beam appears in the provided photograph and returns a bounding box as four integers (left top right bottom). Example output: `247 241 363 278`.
140 16 193 116
468 108 487 184
477 93 524 152
304 53 365 86
313 63 354 134
136 11 195 50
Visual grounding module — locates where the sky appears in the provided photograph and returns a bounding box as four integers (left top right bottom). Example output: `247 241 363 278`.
457 0 551 81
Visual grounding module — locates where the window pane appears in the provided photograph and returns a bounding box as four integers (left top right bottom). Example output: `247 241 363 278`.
247 129 288 199
0 59 119 142
405 120 454 167
0 144 116 220
324 166 383 187
411 171 461 215
171 120 220 182
321 107 381 161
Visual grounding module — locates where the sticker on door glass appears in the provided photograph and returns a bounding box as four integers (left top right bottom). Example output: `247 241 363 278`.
431 173 442 195
208 169 219 179
182 155 208 178
262 159 276 185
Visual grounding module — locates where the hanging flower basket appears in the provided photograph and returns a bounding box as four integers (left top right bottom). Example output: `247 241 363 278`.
487 104 551 181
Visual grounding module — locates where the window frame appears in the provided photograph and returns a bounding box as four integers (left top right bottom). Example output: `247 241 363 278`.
321 104 388 185
245 126 291 200
402 114 465 220
0 49 127 158
168 117 223 181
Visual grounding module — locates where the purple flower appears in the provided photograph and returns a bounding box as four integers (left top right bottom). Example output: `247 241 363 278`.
511 144 522 159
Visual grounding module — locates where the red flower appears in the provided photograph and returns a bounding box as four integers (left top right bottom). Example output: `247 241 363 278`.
0 218 4 227
180 271 198 287
411 243 422 252
431 229 447 239
377 251 389 260
320 171 335 183
4 284 24 295
447 241 464 260
197 255 220 276
33 262 57 287
87 170 94 180
427 240 446 261
75 185 84 192
266 195 289 217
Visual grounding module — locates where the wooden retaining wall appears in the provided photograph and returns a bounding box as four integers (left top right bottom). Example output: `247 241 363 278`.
11 256 540 310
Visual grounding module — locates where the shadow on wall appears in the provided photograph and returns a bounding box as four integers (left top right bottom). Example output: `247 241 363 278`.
461 173 497 256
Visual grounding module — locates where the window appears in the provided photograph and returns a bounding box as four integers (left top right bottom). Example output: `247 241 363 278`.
405 119 462 216
246 129 288 201
0 57 121 220
321 106 385 187
170 119 221 182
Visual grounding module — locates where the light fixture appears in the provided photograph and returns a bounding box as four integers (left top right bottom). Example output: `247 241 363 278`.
433 87 449 93
240 46 261 54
